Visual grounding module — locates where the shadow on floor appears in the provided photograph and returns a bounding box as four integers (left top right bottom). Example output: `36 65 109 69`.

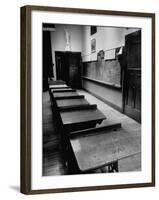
9 185 20 192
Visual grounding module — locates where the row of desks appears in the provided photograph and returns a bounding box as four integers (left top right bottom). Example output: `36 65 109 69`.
49 82 141 174
50 86 106 132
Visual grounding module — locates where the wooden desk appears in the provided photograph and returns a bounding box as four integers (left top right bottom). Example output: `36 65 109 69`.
51 93 85 103
60 104 106 132
56 98 89 109
69 124 141 173
49 86 70 99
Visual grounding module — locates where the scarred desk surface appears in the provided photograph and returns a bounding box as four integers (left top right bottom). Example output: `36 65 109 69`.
56 98 89 108
49 84 68 89
70 126 141 172
53 91 79 98
60 107 106 126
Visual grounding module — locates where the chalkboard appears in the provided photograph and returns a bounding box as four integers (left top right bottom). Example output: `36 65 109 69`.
82 59 121 87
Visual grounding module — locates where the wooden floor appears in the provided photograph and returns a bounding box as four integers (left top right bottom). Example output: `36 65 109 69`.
43 90 141 176
42 92 67 176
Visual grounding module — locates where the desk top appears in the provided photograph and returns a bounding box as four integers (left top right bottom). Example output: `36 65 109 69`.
51 88 72 92
53 89 76 93
56 98 89 108
60 106 106 126
48 80 66 85
49 84 68 89
70 126 141 172
53 91 79 98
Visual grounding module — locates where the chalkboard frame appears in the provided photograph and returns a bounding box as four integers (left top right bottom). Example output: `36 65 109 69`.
82 76 122 89
82 45 124 88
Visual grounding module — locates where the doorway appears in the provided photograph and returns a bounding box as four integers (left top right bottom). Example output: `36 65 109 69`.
55 51 82 89
123 30 141 123
42 31 53 91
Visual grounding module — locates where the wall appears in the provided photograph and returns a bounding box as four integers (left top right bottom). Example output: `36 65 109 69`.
83 78 122 109
50 24 83 79
82 26 139 110
82 26 139 62
82 26 124 62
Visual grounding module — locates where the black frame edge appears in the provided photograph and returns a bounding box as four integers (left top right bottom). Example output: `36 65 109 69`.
20 6 32 194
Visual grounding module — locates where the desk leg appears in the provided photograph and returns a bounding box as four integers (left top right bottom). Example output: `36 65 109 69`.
66 143 80 175
108 161 119 172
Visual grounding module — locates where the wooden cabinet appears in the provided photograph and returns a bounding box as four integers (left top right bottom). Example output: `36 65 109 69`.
55 52 82 89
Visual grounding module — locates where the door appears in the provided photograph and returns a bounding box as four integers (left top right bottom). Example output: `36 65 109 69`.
123 30 141 123
55 52 82 89
55 52 69 83
68 53 81 89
